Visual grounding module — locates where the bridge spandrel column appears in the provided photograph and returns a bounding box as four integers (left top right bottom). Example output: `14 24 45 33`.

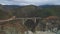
32 18 36 23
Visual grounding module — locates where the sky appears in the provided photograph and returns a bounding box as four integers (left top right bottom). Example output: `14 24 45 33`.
0 0 60 6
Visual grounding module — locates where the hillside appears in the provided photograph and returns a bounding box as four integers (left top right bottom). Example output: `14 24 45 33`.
0 4 60 19
0 5 13 20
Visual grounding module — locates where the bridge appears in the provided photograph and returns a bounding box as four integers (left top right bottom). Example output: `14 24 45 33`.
0 16 42 23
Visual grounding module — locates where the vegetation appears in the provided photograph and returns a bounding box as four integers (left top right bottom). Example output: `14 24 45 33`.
0 5 60 19
0 5 13 19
